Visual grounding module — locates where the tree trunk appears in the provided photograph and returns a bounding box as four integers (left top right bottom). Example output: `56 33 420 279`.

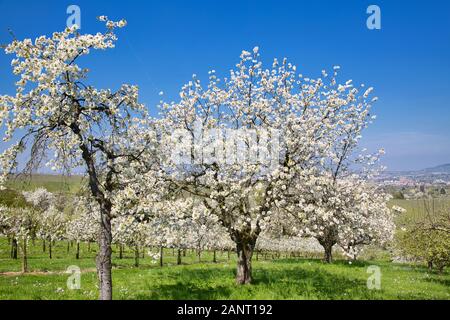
227 249 230 261
213 250 217 263
42 240 46 253
49 241 52 259
76 241 80 259
159 246 163 267
134 245 139 267
22 238 28 273
438 264 444 275
318 228 337 264
74 126 114 300
67 241 70 254
322 243 333 263
235 235 256 285
96 212 113 300
197 249 201 263
11 238 18 259
177 249 182 265
183 249 186 257
119 244 123 259
427 261 433 271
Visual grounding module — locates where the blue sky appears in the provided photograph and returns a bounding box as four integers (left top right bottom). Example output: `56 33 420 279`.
0 0 449 171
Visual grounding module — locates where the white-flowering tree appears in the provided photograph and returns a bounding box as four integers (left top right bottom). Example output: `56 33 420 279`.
157 48 380 283
255 61 394 263
142 199 201 266
281 173 394 262
66 197 99 259
0 18 159 299
0 206 17 258
0 206 6 231
111 178 164 264
0 206 37 272
273 137 395 262
254 234 322 259
22 188 55 211
112 215 150 267
188 203 230 263
36 205 68 259
152 199 195 265
150 198 233 265
337 184 395 260
22 188 57 253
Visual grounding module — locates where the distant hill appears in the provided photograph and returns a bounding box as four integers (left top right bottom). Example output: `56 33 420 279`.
420 163 450 174
385 163 450 175
379 163 450 184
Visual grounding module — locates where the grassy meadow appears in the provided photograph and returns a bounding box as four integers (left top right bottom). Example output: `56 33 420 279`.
0 238 449 300
5 174 84 194
390 198 450 226
0 176 449 300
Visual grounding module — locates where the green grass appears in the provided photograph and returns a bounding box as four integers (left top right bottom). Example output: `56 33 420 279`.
5 174 84 194
0 189 29 208
0 238 448 300
1 183 449 300
390 198 450 226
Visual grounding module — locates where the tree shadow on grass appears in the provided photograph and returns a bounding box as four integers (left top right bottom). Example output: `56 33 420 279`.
136 266 235 299
252 266 374 299
136 262 375 300
141 282 233 300
271 258 373 268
